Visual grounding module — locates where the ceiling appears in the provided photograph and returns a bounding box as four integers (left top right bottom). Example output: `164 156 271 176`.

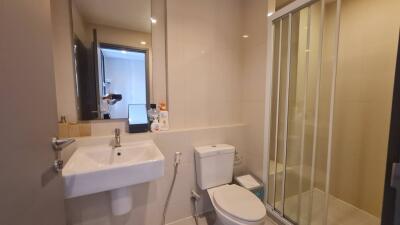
73 0 151 33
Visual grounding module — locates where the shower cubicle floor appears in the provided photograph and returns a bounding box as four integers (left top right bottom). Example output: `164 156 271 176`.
168 212 277 225
277 188 380 225
169 190 379 225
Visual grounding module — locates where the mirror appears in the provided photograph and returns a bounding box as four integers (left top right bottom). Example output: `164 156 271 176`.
71 0 153 121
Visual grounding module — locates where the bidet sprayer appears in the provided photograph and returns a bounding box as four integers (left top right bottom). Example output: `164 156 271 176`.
174 152 182 165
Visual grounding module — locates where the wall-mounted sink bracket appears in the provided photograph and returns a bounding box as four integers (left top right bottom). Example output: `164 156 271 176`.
54 159 64 172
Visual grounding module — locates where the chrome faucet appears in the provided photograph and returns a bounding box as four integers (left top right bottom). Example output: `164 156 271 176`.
114 128 121 148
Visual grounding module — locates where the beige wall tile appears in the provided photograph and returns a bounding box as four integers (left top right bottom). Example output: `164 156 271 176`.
167 0 244 129
51 0 78 122
58 123 70 138
241 0 268 181
65 125 246 225
61 0 269 224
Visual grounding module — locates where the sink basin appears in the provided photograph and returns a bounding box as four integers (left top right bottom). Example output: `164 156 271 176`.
63 140 165 199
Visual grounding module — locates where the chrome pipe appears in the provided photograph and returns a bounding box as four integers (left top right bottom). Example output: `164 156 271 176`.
52 137 75 151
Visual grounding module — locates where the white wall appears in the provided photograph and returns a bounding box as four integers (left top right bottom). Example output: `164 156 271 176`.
71 0 90 47
151 0 168 105
241 0 268 179
51 0 78 122
167 0 244 129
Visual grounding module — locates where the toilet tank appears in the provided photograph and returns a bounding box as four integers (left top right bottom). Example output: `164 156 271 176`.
194 144 235 190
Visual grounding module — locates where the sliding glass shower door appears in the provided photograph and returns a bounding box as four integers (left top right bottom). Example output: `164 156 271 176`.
266 0 341 224
266 0 399 225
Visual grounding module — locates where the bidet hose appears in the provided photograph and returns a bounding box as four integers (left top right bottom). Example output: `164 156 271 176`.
161 163 179 225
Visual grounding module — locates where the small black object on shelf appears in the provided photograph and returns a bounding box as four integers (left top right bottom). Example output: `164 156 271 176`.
128 104 149 133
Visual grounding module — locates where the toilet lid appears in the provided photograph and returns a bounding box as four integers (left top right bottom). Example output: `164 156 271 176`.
213 184 266 222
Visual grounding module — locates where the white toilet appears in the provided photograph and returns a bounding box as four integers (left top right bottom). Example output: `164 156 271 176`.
195 144 266 225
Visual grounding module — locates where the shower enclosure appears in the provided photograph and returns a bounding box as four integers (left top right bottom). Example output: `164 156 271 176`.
264 0 400 224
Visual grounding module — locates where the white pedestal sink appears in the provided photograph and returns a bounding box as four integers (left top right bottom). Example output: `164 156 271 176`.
62 140 164 215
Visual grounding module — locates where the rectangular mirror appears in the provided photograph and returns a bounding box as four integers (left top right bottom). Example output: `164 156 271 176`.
70 0 154 121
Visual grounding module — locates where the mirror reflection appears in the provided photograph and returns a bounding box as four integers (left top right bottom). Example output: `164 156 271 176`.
71 0 152 121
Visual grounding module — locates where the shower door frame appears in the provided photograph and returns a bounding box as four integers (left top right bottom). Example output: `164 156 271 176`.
263 0 342 224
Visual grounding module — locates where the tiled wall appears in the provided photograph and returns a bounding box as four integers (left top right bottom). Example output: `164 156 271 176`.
165 0 268 179
240 0 268 179
167 0 244 129
51 0 78 122
57 0 269 224
63 125 247 225
327 0 399 216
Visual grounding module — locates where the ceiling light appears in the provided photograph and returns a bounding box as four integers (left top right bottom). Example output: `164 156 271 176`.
150 17 157 24
242 34 249 38
140 41 147 45
267 12 273 17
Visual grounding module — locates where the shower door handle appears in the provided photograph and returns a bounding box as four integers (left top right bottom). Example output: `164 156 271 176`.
391 163 400 188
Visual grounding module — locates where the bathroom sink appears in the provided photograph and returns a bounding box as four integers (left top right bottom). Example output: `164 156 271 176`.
63 140 165 199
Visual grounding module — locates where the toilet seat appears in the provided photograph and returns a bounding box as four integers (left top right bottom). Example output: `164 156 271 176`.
210 184 266 223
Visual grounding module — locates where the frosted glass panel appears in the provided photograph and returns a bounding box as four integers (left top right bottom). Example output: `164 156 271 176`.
268 19 282 206
283 6 311 223
275 15 290 213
